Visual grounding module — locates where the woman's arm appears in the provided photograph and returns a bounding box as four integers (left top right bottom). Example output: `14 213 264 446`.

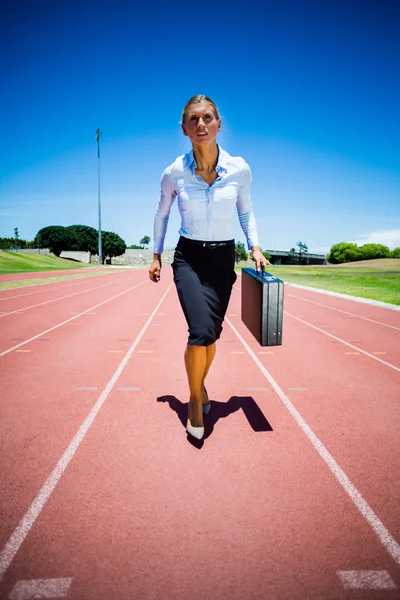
149 168 176 282
236 164 268 271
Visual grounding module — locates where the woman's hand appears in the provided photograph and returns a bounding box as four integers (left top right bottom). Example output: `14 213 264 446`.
149 255 162 282
251 246 269 272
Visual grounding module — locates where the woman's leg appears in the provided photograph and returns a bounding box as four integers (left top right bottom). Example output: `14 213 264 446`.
202 342 216 399
184 344 207 427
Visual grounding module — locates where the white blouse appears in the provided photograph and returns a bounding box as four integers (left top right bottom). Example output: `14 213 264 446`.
153 145 260 254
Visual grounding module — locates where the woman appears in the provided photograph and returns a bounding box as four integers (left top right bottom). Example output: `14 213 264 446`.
149 94 267 441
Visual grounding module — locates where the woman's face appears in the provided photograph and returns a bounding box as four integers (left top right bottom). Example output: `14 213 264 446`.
182 101 221 145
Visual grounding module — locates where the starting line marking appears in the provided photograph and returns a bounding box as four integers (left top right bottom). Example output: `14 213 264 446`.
76 387 98 391
226 316 400 566
108 350 124 353
15 350 31 353
373 352 386 355
230 351 244 354
137 350 153 353
337 570 396 590
118 387 140 391
0 283 172 583
259 351 274 354
9 577 73 599
288 387 308 391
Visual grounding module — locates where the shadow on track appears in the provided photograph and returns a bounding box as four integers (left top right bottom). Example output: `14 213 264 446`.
157 395 273 447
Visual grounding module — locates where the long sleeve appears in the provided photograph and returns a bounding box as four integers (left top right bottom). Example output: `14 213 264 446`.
153 167 177 254
236 164 259 249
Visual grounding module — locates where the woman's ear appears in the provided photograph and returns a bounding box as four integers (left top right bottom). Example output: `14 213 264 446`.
218 118 222 131
181 123 188 136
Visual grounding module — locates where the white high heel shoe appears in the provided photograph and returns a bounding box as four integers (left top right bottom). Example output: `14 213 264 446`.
187 403 204 440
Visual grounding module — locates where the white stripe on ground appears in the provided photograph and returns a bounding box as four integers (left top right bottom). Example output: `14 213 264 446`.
285 312 400 373
0 271 125 301
337 571 396 589
0 283 172 582
0 280 148 358
226 316 400 566
284 282 400 311
0 274 134 317
286 292 400 331
9 578 72 599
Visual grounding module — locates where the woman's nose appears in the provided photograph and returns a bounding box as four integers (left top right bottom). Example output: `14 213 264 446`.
197 118 205 128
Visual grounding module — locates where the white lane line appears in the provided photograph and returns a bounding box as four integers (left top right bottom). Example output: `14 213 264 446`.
0 276 133 318
0 271 126 301
285 312 400 373
337 570 396 589
286 292 400 331
226 316 400 566
288 387 308 391
0 283 172 582
9 577 72 599
0 280 148 358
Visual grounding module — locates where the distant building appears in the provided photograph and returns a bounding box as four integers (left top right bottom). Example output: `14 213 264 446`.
265 249 327 266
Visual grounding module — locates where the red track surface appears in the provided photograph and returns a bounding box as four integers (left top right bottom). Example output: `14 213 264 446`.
0 269 399 599
0 268 107 283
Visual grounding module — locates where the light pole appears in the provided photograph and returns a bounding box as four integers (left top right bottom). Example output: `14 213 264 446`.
95 128 103 264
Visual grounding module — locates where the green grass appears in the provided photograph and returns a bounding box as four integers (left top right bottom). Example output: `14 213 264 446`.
238 263 400 306
0 251 94 274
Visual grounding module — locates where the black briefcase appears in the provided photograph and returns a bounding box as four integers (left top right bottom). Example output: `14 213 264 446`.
241 268 284 346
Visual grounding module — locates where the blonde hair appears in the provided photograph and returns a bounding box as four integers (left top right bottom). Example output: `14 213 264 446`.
181 94 220 125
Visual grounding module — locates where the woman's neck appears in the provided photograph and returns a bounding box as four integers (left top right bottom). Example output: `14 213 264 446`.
192 142 219 173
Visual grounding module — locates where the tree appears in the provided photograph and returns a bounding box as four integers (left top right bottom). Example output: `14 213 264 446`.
140 235 150 248
235 241 248 264
358 243 391 260
101 231 127 263
296 241 308 265
34 226 72 256
391 247 400 258
67 225 98 254
326 242 359 264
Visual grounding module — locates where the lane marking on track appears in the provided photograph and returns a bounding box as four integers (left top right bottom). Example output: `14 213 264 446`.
0 276 133 318
259 351 273 354
373 352 386 355
15 350 31 353
285 292 400 331
108 350 124 353
0 272 126 301
288 387 308 391
0 283 172 582
9 577 73 599
118 387 140 391
248 387 269 391
230 351 244 354
337 571 396 590
137 350 153 353
226 316 400 566
0 280 148 359
285 312 400 373
345 352 360 355
76 387 98 391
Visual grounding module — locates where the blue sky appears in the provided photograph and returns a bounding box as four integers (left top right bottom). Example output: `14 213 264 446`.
1 0 399 254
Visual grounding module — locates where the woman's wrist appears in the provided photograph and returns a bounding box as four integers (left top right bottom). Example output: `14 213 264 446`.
153 253 161 261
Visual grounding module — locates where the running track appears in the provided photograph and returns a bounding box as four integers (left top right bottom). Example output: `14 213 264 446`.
0 268 399 599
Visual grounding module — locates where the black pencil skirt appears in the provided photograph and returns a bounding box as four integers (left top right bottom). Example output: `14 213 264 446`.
172 236 237 346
